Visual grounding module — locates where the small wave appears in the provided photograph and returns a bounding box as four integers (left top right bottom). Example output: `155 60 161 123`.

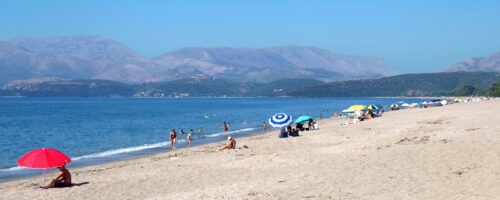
72 142 170 161
204 127 258 138
0 166 24 173
230 127 258 133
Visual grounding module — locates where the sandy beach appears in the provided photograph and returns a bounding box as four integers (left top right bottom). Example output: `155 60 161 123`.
0 100 499 200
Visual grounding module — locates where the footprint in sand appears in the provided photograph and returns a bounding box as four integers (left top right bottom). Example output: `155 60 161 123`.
417 118 449 125
396 136 430 144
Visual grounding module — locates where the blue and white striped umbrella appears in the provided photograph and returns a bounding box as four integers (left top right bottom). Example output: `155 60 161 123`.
269 113 293 128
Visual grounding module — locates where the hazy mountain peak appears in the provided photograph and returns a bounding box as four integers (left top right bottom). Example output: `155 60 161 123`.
10 35 145 61
154 46 396 82
443 51 500 72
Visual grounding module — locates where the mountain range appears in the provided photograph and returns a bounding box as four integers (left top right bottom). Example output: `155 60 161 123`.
0 36 396 84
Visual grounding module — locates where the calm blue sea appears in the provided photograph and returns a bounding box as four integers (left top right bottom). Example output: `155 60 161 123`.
0 97 427 181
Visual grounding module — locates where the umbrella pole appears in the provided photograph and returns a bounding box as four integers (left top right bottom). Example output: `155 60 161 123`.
42 169 45 187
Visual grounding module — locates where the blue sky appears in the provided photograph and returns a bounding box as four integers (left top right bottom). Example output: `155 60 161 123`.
1 0 499 73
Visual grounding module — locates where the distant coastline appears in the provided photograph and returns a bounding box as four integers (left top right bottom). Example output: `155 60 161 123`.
1 72 499 98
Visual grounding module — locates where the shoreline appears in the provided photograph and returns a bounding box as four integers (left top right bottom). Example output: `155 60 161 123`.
1 100 498 199
0 125 267 183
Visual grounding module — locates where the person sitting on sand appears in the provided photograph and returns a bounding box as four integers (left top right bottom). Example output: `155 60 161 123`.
296 123 304 131
41 165 71 189
279 127 288 138
307 120 313 130
219 136 236 151
289 128 300 137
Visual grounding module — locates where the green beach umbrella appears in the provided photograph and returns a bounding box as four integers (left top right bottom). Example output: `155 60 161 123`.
367 104 381 110
294 115 313 124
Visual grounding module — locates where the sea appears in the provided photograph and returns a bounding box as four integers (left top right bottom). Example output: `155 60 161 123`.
0 97 428 181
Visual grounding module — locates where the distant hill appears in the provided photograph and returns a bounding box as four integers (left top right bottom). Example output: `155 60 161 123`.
0 80 136 97
138 78 252 97
3 71 498 98
0 77 322 97
0 36 396 84
3 72 498 97
244 78 324 96
443 51 500 72
287 72 500 97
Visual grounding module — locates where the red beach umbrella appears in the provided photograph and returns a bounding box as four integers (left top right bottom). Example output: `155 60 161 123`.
17 148 71 169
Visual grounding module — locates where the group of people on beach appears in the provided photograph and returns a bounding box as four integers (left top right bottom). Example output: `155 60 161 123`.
279 119 319 138
169 121 233 149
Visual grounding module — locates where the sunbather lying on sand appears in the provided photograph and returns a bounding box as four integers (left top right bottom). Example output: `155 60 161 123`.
219 136 236 151
41 165 72 189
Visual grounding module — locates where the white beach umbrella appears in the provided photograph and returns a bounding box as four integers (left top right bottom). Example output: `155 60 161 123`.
269 113 293 128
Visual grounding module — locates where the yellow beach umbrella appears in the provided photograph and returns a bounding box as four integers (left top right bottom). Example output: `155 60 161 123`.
345 105 367 111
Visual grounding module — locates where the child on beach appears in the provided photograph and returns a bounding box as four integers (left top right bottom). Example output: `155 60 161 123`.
313 122 319 130
187 129 194 147
170 129 177 149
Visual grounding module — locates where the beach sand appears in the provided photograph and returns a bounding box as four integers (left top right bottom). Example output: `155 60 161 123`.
0 100 499 199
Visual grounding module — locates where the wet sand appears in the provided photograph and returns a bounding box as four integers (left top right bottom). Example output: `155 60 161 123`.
0 99 499 199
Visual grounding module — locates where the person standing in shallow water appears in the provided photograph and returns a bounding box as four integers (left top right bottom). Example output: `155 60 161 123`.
262 121 267 132
170 129 177 149
198 127 203 139
187 129 194 147
223 121 229 134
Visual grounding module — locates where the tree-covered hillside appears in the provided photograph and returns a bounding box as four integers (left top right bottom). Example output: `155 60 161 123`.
1 72 498 97
287 72 500 97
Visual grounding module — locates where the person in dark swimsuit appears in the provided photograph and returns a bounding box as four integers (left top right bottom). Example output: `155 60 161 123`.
296 123 304 131
223 121 229 134
41 165 71 189
170 129 177 149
